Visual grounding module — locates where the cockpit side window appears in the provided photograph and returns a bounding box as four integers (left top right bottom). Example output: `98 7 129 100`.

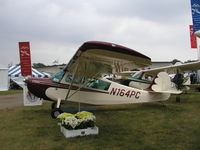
52 70 111 90
65 73 73 83
51 70 65 83
64 73 85 84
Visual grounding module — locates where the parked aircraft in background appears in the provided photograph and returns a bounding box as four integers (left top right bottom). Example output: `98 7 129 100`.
116 61 200 90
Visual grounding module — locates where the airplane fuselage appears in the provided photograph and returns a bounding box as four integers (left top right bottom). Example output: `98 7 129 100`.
26 78 170 105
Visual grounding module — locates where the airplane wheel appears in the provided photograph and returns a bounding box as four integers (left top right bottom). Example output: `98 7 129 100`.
51 108 63 119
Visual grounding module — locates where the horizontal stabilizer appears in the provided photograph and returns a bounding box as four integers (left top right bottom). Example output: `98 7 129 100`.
150 90 182 94
151 72 182 94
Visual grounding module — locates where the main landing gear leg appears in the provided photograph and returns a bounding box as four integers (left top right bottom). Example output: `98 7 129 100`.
159 101 167 107
176 95 181 103
51 98 63 118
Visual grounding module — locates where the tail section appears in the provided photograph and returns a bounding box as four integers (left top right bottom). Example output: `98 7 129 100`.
151 72 182 94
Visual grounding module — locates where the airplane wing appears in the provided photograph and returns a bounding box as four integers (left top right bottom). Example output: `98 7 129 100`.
62 41 151 81
119 61 200 76
144 61 200 76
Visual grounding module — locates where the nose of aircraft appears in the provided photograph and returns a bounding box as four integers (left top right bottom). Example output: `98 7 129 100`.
25 78 52 100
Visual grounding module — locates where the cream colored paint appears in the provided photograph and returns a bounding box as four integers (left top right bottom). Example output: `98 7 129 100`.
45 79 170 105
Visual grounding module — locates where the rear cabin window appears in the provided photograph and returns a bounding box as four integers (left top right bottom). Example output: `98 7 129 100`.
86 79 111 91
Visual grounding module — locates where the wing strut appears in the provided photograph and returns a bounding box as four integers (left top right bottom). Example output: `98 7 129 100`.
64 61 100 101
64 62 79 101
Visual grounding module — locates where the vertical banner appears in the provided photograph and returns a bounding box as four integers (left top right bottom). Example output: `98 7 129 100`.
191 0 200 33
189 25 197 48
19 42 32 76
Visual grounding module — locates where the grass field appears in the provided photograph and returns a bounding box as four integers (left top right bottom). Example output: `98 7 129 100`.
0 91 200 150
0 89 22 95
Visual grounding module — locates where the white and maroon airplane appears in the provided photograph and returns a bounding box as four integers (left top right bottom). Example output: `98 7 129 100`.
25 41 200 118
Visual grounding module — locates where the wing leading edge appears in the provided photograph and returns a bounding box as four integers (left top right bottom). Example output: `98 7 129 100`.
143 61 200 76
119 61 200 77
63 41 151 80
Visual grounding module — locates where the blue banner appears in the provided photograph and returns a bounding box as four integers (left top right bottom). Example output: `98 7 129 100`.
191 0 200 33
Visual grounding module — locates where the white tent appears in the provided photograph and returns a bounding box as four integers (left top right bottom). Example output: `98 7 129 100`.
8 65 50 78
8 65 50 89
0 65 9 91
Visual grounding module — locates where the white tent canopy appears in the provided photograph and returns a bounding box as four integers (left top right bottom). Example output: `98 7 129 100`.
8 65 50 78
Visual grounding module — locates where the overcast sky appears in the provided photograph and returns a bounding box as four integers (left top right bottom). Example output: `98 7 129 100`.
0 0 198 67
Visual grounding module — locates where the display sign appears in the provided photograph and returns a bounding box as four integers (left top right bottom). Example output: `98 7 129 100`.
189 25 197 48
191 0 200 33
23 85 43 106
19 42 32 76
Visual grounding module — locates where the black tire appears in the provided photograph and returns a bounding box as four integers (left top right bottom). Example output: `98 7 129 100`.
51 108 63 119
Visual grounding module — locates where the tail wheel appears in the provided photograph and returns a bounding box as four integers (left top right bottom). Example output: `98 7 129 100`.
51 108 63 119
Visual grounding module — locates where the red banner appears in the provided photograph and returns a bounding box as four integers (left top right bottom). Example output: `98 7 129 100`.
19 42 32 76
189 25 197 48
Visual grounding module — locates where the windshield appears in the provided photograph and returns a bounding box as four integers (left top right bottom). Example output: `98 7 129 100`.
51 70 65 83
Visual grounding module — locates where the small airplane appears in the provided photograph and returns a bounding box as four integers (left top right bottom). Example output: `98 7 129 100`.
25 41 200 118
115 61 200 90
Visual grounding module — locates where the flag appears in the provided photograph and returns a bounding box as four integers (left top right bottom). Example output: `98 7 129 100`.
189 25 197 48
191 0 200 33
